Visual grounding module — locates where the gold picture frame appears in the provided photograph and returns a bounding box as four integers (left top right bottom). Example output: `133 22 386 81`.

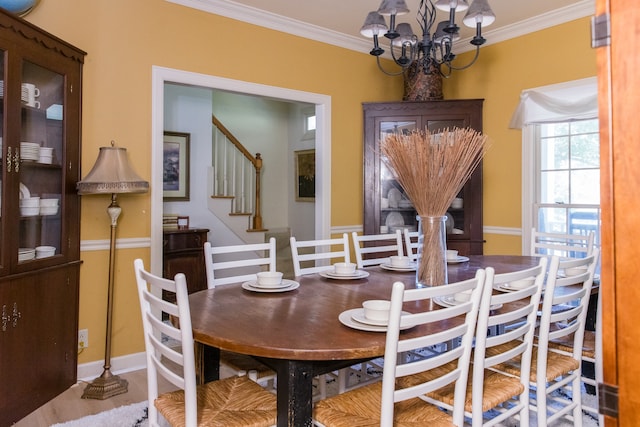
295 149 315 202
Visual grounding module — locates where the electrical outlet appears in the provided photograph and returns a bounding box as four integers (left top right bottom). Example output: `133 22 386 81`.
78 329 88 350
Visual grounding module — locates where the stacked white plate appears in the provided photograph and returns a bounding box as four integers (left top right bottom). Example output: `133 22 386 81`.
39 146 53 164
18 248 35 261
20 142 39 161
35 246 55 258
0 80 4 97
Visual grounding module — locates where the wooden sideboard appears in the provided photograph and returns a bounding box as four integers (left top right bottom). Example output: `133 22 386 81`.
163 228 209 294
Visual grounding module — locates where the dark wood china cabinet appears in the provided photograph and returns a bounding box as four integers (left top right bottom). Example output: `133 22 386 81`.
363 99 484 255
0 9 85 425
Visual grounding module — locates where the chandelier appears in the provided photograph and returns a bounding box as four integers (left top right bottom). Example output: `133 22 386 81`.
360 0 495 77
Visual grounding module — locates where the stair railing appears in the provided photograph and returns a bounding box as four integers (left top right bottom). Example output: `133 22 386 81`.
211 115 265 231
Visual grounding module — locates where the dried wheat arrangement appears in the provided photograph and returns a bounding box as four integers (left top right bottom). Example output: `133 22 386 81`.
381 127 489 285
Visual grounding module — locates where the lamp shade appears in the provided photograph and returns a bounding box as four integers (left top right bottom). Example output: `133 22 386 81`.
463 0 495 27
77 145 149 195
434 0 469 12
377 0 409 16
391 23 416 47
360 11 388 38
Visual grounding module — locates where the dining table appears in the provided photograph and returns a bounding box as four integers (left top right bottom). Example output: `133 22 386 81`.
188 254 541 427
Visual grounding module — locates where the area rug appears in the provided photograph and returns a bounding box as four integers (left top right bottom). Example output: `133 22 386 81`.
49 401 152 427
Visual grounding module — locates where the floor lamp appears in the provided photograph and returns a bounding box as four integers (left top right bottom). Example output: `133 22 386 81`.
77 142 149 399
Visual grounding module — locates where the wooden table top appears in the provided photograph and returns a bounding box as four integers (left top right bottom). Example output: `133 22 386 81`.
188 255 540 361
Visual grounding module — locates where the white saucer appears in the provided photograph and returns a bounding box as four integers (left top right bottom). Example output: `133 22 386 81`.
319 270 369 280
493 283 529 293
446 256 469 264
433 295 502 310
380 263 417 272
339 308 414 332
351 308 412 326
242 280 299 293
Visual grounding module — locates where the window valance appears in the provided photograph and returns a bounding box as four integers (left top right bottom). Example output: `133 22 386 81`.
509 77 598 128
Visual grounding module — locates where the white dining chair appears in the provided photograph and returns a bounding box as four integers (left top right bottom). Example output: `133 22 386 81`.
203 239 277 386
351 230 404 269
403 229 419 262
404 258 548 426
314 271 487 427
487 249 599 426
132 259 277 427
289 234 350 276
204 238 276 287
530 227 595 258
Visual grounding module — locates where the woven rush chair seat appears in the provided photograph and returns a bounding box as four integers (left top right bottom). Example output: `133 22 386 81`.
546 328 596 358
156 375 276 427
314 381 456 427
398 360 525 413
487 341 580 382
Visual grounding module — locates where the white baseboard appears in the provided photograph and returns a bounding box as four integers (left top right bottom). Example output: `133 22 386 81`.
77 352 147 382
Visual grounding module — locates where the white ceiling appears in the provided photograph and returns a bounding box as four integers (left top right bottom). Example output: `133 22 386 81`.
170 0 595 55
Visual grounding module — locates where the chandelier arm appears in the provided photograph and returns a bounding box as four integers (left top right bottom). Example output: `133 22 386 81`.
444 46 481 71
375 56 406 76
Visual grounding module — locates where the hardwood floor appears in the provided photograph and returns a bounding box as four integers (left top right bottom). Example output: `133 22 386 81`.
14 370 172 426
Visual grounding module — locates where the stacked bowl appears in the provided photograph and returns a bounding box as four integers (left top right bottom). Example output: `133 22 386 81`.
35 246 55 258
20 196 39 216
39 198 59 215
38 147 53 164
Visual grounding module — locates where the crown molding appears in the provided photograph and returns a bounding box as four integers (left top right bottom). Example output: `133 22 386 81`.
167 0 594 57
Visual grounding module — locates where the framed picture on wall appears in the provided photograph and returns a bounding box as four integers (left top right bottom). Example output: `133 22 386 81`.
295 149 315 202
163 131 190 201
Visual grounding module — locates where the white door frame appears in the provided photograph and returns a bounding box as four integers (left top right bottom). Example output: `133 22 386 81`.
151 66 332 274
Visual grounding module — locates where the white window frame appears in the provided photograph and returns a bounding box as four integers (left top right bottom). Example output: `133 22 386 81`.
517 78 598 254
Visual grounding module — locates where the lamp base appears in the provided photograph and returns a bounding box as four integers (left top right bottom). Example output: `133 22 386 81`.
81 369 128 400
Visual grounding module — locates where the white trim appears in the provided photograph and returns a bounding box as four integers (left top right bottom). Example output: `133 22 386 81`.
521 125 537 254
166 0 594 57
80 237 151 252
152 66 332 276
77 352 146 382
331 224 362 235
483 226 522 236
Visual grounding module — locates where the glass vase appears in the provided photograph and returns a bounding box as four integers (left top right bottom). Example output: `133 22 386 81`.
416 215 448 286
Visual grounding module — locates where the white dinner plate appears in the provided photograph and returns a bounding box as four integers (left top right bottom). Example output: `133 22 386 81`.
433 295 502 310
242 279 299 293
380 263 417 272
339 308 414 332
446 256 469 264
19 182 30 199
319 270 369 280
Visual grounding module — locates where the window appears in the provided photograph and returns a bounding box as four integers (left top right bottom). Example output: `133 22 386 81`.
534 119 600 247
514 78 600 254
302 108 316 140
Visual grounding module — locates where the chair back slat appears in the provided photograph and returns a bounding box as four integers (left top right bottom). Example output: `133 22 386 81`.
204 238 277 287
290 234 350 276
352 230 404 268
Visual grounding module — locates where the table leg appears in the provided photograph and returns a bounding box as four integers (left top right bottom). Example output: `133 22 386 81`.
274 360 314 427
196 343 220 384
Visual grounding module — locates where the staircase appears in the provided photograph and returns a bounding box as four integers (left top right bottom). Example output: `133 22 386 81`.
208 115 267 244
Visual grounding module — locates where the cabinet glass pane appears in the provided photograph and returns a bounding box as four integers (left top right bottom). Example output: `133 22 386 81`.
18 60 63 263
379 120 418 234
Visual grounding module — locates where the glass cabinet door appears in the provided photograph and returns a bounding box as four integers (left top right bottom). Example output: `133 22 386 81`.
17 60 64 264
378 119 418 234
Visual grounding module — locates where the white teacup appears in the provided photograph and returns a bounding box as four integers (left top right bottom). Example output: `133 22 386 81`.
454 289 472 302
334 262 356 275
255 271 283 288
362 300 391 322
507 277 535 290
389 255 411 268
451 197 463 209
446 249 459 260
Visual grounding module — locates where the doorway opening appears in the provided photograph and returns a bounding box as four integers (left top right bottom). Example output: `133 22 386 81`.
150 66 331 274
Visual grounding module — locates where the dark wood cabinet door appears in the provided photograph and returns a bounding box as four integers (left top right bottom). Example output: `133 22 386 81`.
163 229 209 294
363 100 484 255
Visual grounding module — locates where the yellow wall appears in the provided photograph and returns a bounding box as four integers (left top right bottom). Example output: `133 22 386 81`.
23 1 595 364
